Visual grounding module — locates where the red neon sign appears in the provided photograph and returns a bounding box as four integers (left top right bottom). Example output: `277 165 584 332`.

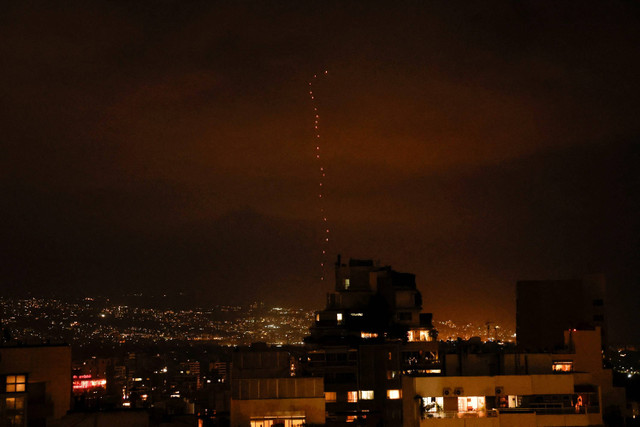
73 379 107 390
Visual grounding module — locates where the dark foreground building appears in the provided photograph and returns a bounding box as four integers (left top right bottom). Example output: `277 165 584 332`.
0 344 71 426
230 345 325 426
516 276 606 352
230 257 626 426
304 257 439 425
404 326 626 426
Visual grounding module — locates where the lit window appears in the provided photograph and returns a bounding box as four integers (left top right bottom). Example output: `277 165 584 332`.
552 361 573 372
422 397 443 413
508 395 520 408
250 417 306 427
360 332 378 339
5 375 26 393
387 389 401 400
336 313 343 325
325 391 336 402
346 415 357 422
347 391 358 402
5 396 25 410
4 395 25 427
344 279 350 289
408 329 431 341
359 390 374 400
457 396 485 412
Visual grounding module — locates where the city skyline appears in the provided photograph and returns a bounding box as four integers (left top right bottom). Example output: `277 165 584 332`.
1 1 639 343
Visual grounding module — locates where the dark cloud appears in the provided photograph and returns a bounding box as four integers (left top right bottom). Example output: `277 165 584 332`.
1 1 639 340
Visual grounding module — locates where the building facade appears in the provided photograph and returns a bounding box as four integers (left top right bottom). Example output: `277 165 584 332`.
230 346 325 426
305 257 439 425
0 344 72 426
402 328 626 426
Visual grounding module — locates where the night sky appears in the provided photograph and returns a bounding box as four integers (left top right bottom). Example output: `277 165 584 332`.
2 1 639 342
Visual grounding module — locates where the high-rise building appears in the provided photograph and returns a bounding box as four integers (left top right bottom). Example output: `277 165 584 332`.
304 256 439 425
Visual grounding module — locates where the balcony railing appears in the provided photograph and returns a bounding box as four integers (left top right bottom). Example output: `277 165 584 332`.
423 410 498 419
402 360 441 375
498 406 600 415
422 407 599 419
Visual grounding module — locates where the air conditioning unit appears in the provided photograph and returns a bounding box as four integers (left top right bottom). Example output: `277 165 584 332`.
442 387 452 397
495 386 504 395
454 387 464 396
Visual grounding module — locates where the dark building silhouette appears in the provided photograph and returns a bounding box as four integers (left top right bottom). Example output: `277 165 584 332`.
516 276 606 352
304 256 439 425
0 344 72 426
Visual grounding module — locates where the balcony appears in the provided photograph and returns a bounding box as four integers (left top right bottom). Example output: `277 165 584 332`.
498 406 600 415
422 410 498 419
402 355 441 376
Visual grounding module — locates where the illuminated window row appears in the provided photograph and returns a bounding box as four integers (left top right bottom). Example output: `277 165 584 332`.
360 332 378 339
552 360 573 372
325 391 372 402
325 390 400 402
249 416 305 427
421 396 486 413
